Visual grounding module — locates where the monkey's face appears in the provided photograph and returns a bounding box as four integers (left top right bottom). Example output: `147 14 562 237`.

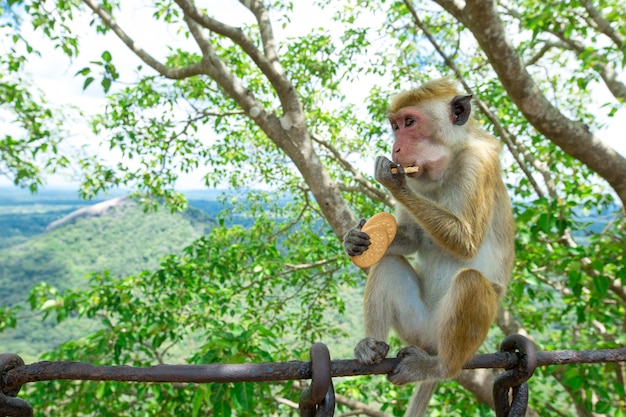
388 104 453 180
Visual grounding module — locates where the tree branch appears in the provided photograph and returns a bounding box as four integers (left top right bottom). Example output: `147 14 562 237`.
334 392 392 417
524 41 561 67
579 0 625 49
431 0 626 208
431 0 466 21
174 0 297 112
240 0 282 72
82 0 205 79
403 0 550 199
174 0 270 72
179 2 356 240
292 380 392 417
310 133 393 207
182 13 282 136
549 30 626 102
273 395 298 410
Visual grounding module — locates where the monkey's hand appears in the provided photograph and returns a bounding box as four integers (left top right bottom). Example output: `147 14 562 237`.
388 346 444 385
375 156 407 192
343 219 370 256
354 337 390 365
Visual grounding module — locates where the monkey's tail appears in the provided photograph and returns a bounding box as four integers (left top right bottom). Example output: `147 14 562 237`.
406 381 438 417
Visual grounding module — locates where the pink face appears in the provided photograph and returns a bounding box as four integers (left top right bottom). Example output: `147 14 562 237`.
389 107 430 167
388 106 451 180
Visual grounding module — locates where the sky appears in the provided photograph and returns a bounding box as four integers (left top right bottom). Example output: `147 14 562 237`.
1 2 625 191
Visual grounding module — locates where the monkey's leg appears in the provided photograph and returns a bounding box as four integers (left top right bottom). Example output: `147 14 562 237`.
354 255 428 365
388 268 498 384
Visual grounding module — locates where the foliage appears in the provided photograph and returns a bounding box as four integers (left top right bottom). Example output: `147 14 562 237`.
0 0 625 416
26 191 357 416
0 4 76 191
0 193 213 359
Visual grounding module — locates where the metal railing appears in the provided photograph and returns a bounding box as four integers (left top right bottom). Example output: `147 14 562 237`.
1 334 625 417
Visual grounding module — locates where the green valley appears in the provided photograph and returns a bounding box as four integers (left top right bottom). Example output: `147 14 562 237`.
0 188 220 360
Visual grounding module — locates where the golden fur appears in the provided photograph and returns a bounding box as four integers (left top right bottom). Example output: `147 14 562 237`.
388 77 460 114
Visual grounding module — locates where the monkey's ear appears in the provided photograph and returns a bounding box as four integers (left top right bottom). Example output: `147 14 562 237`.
451 95 472 125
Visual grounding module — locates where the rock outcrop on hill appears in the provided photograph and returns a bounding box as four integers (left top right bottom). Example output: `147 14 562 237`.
45 196 130 232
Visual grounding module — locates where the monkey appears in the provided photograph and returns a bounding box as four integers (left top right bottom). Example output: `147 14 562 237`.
343 77 515 417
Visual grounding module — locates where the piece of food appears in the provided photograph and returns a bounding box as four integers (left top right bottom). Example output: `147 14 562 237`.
351 212 397 268
391 165 420 174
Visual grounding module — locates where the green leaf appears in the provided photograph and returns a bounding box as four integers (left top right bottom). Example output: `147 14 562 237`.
594 400 612 414
561 368 584 391
101 77 112 93
232 382 254 410
101 50 112 62
192 387 206 417
75 67 91 77
83 76 95 90
592 275 610 297
213 399 232 417
537 212 553 233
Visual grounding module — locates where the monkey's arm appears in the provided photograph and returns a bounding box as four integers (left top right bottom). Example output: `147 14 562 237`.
385 209 421 256
375 156 493 260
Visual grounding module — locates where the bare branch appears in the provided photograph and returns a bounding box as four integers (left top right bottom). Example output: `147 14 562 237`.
181 14 282 134
82 0 205 79
505 3 626 101
432 0 466 21
283 258 339 274
174 0 296 109
549 30 626 102
334 393 392 417
291 380 393 417
273 396 298 409
174 0 269 71
310 133 393 207
240 0 282 71
579 0 625 49
524 41 562 67
496 307 535 340
176 4 356 239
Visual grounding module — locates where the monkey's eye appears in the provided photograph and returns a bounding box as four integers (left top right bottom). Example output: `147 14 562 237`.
404 117 415 128
391 121 399 131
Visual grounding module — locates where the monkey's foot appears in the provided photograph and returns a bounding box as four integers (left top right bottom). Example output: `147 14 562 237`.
387 346 444 385
354 337 390 365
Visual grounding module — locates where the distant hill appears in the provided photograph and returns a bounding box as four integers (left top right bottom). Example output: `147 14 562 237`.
0 191 218 359
0 196 215 304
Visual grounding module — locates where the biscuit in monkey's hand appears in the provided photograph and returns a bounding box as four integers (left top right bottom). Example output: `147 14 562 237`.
351 212 397 268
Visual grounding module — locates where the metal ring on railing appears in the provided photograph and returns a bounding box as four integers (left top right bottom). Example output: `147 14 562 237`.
0 354 33 417
299 342 335 416
493 334 538 417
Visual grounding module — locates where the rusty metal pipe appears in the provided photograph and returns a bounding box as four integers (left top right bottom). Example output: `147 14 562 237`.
3 348 626 393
